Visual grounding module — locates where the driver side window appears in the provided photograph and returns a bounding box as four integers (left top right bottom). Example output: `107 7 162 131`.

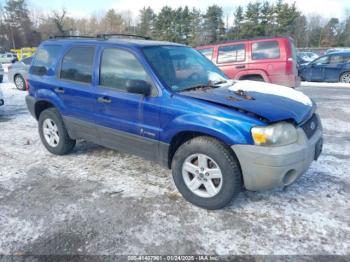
313 56 329 65
99 48 156 96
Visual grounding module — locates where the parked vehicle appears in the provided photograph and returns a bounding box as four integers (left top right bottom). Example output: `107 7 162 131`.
325 48 350 54
0 63 3 83
0 86 3 106
26 35 323 209
8 56 32 90
298 51 319 62
196 37 300 87
0 52 18 64
298 52 350 83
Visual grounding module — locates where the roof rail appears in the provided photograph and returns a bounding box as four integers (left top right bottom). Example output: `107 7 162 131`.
49 35 96 40
97 33 151 40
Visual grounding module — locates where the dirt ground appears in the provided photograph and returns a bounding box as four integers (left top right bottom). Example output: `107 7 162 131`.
0 77 349 256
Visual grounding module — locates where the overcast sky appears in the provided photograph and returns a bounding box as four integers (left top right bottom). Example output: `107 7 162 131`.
25 0 350 21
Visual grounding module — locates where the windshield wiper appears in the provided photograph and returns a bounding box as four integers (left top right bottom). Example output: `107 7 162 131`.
178 80 227 93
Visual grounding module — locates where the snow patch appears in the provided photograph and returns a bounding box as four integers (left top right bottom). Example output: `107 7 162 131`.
229 80 312 106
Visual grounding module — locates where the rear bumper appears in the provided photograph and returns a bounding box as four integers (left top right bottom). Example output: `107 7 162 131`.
270 74 300 88
25 95 37 119
232 125 322 191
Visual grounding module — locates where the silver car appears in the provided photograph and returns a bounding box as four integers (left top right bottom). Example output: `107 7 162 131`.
0 63 3 83
8 56 32 90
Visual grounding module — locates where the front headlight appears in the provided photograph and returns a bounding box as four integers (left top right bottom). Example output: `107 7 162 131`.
251 122 298 146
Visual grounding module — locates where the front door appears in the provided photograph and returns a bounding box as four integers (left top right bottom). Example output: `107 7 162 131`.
309 55 329 81
94 47 161 159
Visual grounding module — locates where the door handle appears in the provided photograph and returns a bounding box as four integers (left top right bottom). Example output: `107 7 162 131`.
97 96 112 103
54 87 65 94
235 65 246 69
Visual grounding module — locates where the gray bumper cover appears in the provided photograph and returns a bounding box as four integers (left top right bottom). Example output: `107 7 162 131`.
232 126 322 191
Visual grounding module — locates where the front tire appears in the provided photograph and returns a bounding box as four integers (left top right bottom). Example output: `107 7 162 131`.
172 136 242 210
38 108 76 155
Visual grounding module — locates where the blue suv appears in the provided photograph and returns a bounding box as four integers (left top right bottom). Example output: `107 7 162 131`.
26 35 323 209
299 51 350 83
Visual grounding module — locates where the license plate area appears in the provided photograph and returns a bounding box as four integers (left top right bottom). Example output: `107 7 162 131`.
314 137 323 160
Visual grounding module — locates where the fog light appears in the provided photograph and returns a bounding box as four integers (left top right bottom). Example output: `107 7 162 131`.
283 169 298 185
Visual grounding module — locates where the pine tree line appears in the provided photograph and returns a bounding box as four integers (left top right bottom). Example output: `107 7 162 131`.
0 0 349 51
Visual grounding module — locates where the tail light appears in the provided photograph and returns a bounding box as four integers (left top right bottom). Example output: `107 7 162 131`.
25 78 29 91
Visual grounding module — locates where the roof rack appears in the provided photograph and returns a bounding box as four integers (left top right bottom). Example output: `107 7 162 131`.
97 33 151 40
49 35 96 40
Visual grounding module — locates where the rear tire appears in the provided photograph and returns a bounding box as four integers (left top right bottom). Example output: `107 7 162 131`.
14 75 26 91
38 108 76 155
339 72 350 83
171 136 242 210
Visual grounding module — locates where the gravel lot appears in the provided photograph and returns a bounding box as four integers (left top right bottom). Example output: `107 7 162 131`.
0 77 349 257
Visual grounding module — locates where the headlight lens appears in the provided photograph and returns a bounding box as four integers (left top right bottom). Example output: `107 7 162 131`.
251 122 298 146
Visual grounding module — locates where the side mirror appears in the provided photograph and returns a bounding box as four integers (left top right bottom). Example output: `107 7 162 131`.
126 80 151 96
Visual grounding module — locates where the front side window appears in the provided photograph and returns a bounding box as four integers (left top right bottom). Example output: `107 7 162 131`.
198 48 214 60
100 48 151 92
30 45 62 76
218 44 245 63
313 56 329 65
60 46 95 84
252 41 280 60
143 46 228 92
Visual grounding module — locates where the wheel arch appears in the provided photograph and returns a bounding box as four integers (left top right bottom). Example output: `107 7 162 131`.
167 130 242 170
34 100 56 120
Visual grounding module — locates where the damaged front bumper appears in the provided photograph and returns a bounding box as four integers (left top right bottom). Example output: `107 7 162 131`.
232 123 322 191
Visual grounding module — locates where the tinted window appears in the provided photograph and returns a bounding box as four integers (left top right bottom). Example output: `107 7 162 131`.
252 41 280 60
30 45 62 76
198 48 213 60
22 57 32 65
100 48 150 92
60 46 95 84
218 44 245 63
329 55 348 64
313 56 329 65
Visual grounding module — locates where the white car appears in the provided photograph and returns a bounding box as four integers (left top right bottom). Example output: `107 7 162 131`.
0 86 4 106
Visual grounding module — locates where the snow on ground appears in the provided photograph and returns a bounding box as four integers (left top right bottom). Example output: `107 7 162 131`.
301 81 350 88
0 78 349 256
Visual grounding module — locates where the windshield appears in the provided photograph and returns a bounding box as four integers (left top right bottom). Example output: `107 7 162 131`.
142 46 228 92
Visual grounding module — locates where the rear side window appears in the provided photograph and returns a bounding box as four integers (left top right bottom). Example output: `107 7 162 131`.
252 41 280 60
100 48 149 92
218 44 245 63
31 45 62 76
198 48 213 60
329 55 348 64
60 46 95 84
22 57 32 65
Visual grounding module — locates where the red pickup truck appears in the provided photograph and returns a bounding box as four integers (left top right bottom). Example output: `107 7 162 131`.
196 36 300 88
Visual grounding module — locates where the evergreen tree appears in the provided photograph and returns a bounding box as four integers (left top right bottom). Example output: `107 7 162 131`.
102 9 124 33
232 6 244 39
203 5 224 43
138 7 156 38
3 0 39 48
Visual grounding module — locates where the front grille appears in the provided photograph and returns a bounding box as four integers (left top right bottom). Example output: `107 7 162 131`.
301 114 318 139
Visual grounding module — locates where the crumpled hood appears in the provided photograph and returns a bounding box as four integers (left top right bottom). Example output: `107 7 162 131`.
179 80 314 124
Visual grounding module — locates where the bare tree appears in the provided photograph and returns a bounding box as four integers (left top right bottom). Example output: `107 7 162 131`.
52 8 67 35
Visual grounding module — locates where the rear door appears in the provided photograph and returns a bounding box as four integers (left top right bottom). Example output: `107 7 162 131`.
323 55 346 82
55 45 99 141
215 43 246 78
